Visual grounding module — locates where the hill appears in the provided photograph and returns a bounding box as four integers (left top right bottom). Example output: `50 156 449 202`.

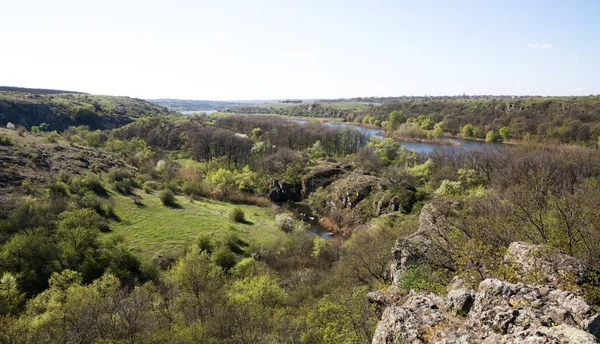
0 86 88 94
0 91 176 131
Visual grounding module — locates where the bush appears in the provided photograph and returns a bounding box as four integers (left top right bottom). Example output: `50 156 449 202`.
158 189 176 206
142 181 160 193
0 135 13 146
212 247 237 271
114 178 134 195
229 207 246 223
69 174 106 196
196 234 215 254
275 213 295 231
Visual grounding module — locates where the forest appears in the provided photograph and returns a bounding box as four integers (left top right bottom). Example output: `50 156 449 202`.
1 99 600 343
230 96 600 145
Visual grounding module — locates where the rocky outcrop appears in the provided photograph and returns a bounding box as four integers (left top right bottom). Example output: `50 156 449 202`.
301 163 348 196
266 180 302 203
372 278 600 344
375 201 600 343
505 242 599 291
390 201 459 284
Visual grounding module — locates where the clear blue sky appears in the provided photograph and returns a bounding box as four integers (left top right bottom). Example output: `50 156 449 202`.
1 0 598 99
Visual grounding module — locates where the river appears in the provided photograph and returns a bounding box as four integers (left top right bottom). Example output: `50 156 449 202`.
290 119 502 154
180 110 218 115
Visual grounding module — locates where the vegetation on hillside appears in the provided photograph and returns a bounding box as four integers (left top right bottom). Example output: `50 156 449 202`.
2 107 600 342
0 91 176 131
230 96 600 145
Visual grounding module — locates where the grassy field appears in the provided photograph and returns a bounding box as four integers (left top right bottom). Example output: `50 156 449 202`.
108 191 282 261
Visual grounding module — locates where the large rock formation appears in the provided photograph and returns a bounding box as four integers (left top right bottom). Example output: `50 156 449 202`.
372 278 600 343
390 201 458 284
505 242 599 291
373 202 600 343
301 163 348 196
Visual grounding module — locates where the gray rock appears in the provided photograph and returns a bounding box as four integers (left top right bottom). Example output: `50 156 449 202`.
448 288 475 314
505 241 599 292
372 278 600 343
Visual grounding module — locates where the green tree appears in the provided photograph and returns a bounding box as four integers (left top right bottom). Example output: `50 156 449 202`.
309 140 325 159
387 110 406 133
499 126 511 141
461 123 474 138
227 275 286 344
485 130 498 142
367 137 399 165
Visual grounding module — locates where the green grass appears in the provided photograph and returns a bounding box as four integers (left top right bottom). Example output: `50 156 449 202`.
108 191 282 261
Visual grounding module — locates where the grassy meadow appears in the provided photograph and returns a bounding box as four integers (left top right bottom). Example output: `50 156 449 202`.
109 191 282 261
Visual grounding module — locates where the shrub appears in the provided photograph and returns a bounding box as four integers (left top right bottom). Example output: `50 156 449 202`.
229 207 246 223
69 174 106 196
196 234 215 254
142 181 160 193
114 178 134 195
46 131 61 143
158 189 176 206
275 213 295 231
435 180 462 196
0 135 13 146
212 247 237 271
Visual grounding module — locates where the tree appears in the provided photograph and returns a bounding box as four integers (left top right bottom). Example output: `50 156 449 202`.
499 126 511 141
461 123 474 138
485 130 498 142
208 168 236 198
387 110 406 133
309 140 325 159
428 122 445 138
227 275 286 344
172 247 224 321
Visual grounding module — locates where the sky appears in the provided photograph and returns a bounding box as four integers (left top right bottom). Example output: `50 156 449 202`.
1 0 599 100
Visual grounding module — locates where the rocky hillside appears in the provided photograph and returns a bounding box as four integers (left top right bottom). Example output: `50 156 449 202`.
0 127 132 196
370 203 600 343
0 91 176 131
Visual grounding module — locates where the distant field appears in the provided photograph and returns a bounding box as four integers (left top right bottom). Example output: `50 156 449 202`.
109 191 282 261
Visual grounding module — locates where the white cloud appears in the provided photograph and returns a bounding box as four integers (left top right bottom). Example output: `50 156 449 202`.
527 43 553 49
568 52 580 62
280 49 314 61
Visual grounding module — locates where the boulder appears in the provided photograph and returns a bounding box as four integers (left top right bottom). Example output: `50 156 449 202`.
505 241 599 291
372 278 600 344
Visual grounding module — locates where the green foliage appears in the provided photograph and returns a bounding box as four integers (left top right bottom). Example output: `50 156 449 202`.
388 110 406 132
158 189 177 206
309 140 325 159
368 137 399 165
229 207 246 223
397 264 447 294
69 174 106 196
427 122 445 138
196 234 215 254
212 247 237 271
461 123 474 138
485 130 499 142
435 180 462 196
499 126 511 141
0 134 13 146
0 272 25 316
275 212 295 231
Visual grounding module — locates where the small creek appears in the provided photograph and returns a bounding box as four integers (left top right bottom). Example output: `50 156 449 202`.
286 203 331 239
